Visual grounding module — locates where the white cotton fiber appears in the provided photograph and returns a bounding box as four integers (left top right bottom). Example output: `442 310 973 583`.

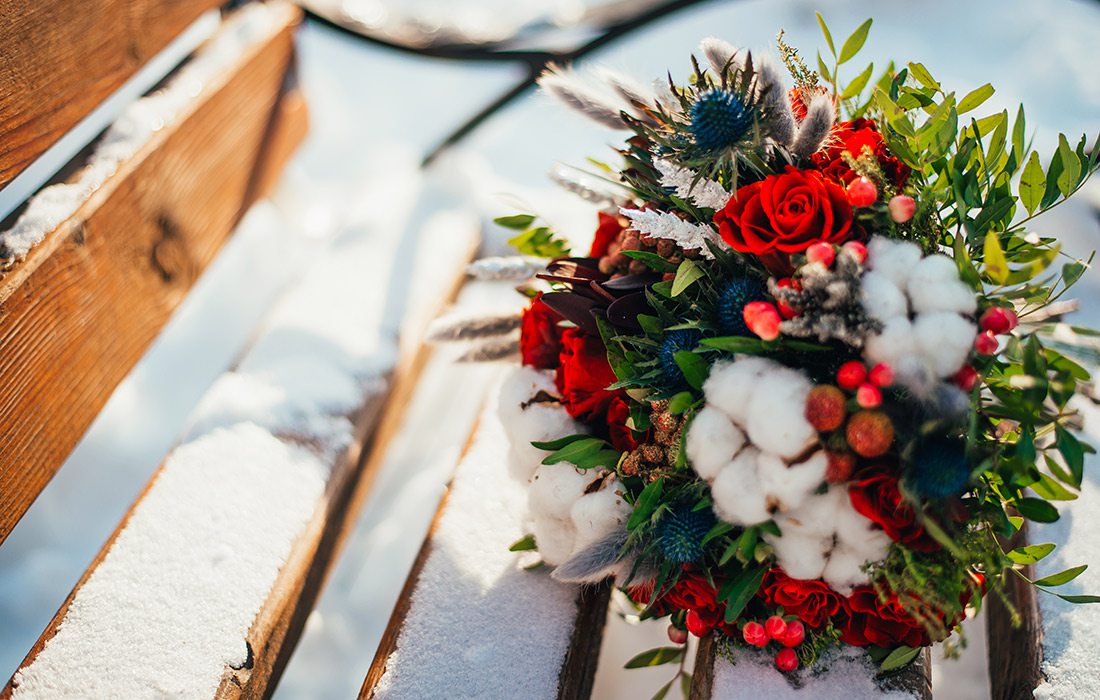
745 369 815 458
703 357 771 425
864 316 915 367
859 271 908 322
531 517 577 566
528 464 591 521
822 545 872 594
711 448 770 525
756 451 826 514
774 487 845 539
686 407 744 480
498 366 583 481
867 237 923 288
570 480 630 549
768 531 829 581
914 312 977 377
907 259 978 314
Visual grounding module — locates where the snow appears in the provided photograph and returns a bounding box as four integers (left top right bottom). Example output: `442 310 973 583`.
710 646 918 699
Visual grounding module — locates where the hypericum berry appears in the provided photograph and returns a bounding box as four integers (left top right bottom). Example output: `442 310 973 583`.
980 306 1019 335
779 620 805 647
806 241 836 267
974 330 999 356
842 240 868 264
847 176 877 207
742 621 768 648
764 615 788 640
888 194 917 223
774 277 800 319
743 301 781 341
847 411 895 458
805 385 847 432
668 624 689 645
856 383 883 408
775 647 799 672
837 361 868 390
954 365 980 391
869 362 894 388
825 451 856 483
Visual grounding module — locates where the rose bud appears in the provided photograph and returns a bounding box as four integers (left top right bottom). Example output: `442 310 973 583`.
780 620 806 647
743 301 781 341
775 648 799 672
806 241 836 267
841 240 868 264
764 615 788 640
888 194 917 222
980 306 1019 335
836 361 868 390
847 176 877 207
974 330 999 356
667 624 688 645
742 621 769 648
856 383 883 408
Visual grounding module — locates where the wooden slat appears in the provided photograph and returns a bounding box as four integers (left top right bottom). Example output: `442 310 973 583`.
986 526 1043 699
0 4 306 546
0 0 223 190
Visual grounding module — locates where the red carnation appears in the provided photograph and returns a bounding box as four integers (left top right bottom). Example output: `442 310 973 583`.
519 293 564 369
758 568 845 628
555 328 619 421
848 470 939 553
811 118 909 188
714 166 853 270
589 211 627 257
840 586 930 648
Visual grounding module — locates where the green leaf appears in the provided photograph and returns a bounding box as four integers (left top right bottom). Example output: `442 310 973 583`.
838 18 873 64
624 647 685 669
879 646 922 672
673 351 709 390
701 521 735 546
1007 542 1056 565
1056 426 1085 486
622 250 678 273
719 565 768 623
679 673 692 699
816 12 836 56
1055 593 1100 604
667 391 695 415
984 233 1010 284
541 437 606 466
531 434 592 451
494 214 536 229
671 259 705 297
700 336 767 353
509 535 537 552
957 83 994 114
1034 564 1087 587
1057 133 1082 197
1016 496 1060 523
649 678 674 700
907 62 939 91
628 478 665 530
841 63 874 100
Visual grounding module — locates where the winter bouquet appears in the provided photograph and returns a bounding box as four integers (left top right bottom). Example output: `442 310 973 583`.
445 14 1100 688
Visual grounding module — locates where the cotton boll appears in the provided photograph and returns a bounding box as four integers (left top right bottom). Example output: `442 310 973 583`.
914 312 977 377
860 271 909 322
756 451 826 513
767 531 829 581
704 357 772 426
910 278 978 315
745 368 815 458
686 407 745 480
868 238 922 288
892 354 938 398
775 487 846 539
498 366 583 480
531 516 578 566
864 316 915 367
711 448 770 525
528 464 591 521
822 546 873 594
570 480 631 549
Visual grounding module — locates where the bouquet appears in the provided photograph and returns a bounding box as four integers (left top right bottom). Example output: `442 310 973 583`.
446 14 1100 688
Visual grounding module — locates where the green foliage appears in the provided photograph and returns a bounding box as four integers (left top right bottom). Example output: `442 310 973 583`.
497 214 571 258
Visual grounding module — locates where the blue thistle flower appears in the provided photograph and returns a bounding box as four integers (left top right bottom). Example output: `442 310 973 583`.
655 504 716 564
689 89 754 151
716 276 766 336
658 329 702 386
911 437 970 499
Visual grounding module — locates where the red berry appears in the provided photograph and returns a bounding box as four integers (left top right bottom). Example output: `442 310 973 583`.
888 194 917 222
668 624 688 645
825 451 856 483
779 620 805 647
954 365 980 392
847 411 894 458
685 610 711 637
806 242 836 267
836 361 868 390
777 300 799 320
980 306 1019 335
856 383 883 408
764 615 787 640
775 647 799 672
847 176 877 207
974 330 999 356
743 301 781 341
742 621 768 648
868 362 894 387
842 240 868 264
805 385 847 432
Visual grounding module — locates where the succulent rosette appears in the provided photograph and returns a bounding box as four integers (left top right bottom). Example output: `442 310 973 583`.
451 13 1100 688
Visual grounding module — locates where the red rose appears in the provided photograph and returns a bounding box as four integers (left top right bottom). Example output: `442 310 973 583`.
840 586 930 648
662 573 732 637
589 211 626 257
811 118 909 188
758 568 845 628
555 328 619 421
605 395 642 452
519 293 564 369
848 471 939 553
714 166 853 264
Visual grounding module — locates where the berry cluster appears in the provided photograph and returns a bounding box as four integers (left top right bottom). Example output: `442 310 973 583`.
805 360 896 482
742 615 807 672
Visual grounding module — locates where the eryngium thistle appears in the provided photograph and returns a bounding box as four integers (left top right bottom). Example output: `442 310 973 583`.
716 276 766 336
655 504 716 564
689 89 754 151
658 329 703 386
911 437 970 499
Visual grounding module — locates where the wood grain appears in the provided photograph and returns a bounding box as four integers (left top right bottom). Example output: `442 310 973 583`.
0 4 305 546
987 526 1044 700
0 0 224 190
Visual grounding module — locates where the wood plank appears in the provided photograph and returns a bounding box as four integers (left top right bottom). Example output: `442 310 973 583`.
0 0 223 190
986 526 1043 700
0 3 305 546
